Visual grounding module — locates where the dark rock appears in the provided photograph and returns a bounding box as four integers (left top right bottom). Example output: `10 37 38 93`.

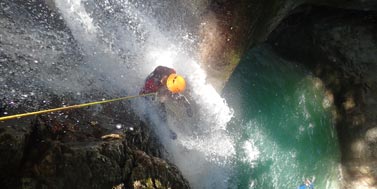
0 119 33 188
1 0 68 32
199 0 304 90
0 105 189 189
199 0 377 91
129 150 190 189
308 0 377 11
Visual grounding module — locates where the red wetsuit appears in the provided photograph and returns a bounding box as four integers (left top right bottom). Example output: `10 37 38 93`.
140 66 176 94
140 66 193 117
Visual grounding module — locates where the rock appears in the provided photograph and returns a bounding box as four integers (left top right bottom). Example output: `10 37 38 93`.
308 0 377 11
0 119 33 188
130 150 190 189
199 0 303 91
365 127 377 143
0 106 189 189
2 0 68 31
198 0 377 91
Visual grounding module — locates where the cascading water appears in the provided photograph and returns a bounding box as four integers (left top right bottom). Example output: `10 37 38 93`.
54 1 235 188
1 0 234 188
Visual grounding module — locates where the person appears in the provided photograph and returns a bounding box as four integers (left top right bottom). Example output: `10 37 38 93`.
140 66 193 117
140 66 193 139
298 177 315 189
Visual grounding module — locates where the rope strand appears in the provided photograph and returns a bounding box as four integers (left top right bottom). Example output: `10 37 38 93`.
0 92 156 122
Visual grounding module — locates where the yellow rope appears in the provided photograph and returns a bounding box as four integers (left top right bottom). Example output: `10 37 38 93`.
0 92 156 122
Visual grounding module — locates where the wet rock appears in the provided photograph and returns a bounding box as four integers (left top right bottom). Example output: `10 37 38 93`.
130 150 190 189
310 0 377 11
0 106 189 189
365 127 377 143
1 0 68 31
199 0 377 91
199 0 303 90
0 119 33 188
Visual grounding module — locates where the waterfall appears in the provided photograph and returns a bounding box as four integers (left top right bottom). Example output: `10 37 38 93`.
53 1 235 188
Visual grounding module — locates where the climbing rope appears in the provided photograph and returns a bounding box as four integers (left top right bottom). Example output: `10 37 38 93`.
0 92 156 122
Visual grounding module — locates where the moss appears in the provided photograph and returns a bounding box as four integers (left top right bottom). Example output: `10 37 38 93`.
133 178 171 189
222 49 242 84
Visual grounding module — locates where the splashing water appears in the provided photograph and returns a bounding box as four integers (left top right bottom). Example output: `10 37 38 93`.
53 0 235 188
1 0 233 187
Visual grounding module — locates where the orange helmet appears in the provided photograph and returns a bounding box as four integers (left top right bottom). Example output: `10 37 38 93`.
166 74 186 93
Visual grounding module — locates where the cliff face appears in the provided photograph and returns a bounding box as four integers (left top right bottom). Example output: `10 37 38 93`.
198 0 302 91
199 0 377 91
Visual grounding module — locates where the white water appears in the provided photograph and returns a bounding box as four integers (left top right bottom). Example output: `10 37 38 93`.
54 0 234 188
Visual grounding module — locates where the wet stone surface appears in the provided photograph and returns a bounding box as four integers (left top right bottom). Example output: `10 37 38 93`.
0 106 189 189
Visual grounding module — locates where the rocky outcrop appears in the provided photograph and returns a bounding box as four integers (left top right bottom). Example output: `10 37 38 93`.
0 118 33 187
198 0 302 91
0 106 189 189
267 5 377 188
198 0 377 91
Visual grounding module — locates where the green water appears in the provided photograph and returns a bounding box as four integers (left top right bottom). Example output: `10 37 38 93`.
224 45 341 189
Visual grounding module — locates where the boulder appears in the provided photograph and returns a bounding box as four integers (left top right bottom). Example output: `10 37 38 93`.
0 106 189 189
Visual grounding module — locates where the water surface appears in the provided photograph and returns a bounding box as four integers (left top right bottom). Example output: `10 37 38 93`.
224 45 341 189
